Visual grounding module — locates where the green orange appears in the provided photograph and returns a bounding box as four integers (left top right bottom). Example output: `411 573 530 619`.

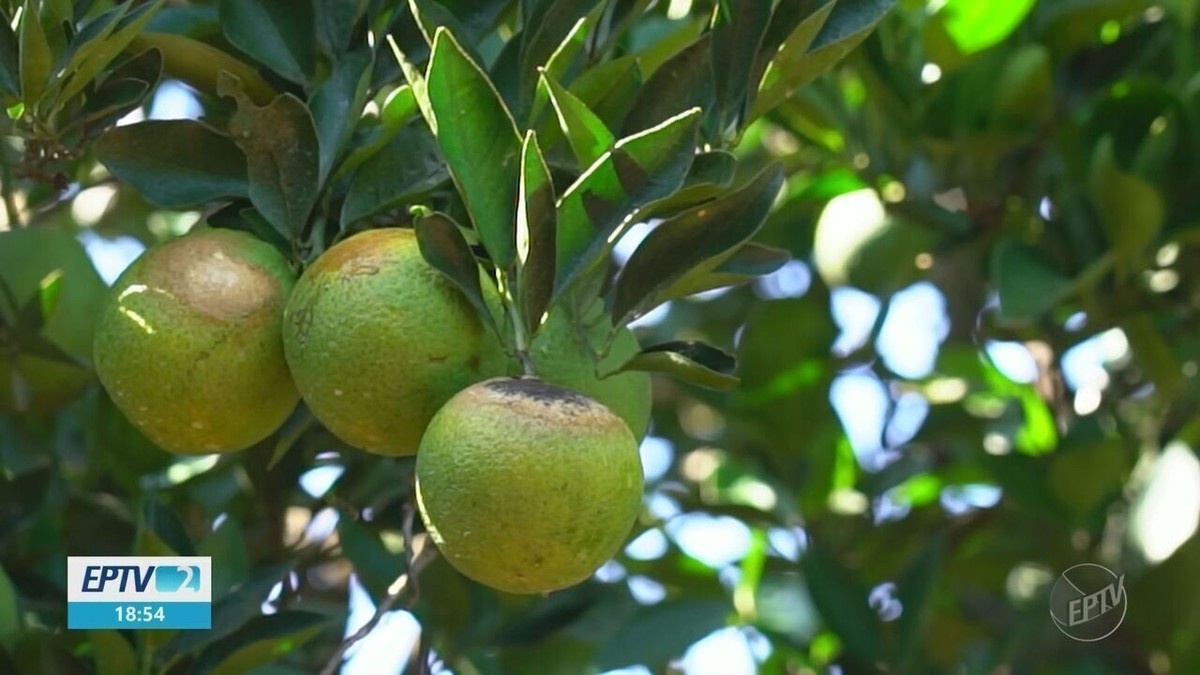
282 228 507 455
92 227 298 453
416 377 644 594
0 226 107 413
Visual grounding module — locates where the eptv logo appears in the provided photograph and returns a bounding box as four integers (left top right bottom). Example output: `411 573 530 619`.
68 557 211 630
80 563 202 594
1050 563 1127 641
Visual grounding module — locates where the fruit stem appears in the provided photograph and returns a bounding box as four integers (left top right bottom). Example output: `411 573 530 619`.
510 310 537 377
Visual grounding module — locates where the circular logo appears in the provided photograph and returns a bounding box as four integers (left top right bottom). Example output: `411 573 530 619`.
1049 563 1127 641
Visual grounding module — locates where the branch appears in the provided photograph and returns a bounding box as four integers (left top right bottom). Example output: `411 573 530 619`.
320 500 435 675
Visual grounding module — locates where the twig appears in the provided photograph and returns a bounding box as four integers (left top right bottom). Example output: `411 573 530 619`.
319 501 432 675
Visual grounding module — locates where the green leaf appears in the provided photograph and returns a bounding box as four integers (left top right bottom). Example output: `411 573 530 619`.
608 340 739 390
310 46 373 184
989 237 1071 326
639 149 740 220
196 611 329 675
655 242 791 301
612 165 784 325
315 0 364 56
198 518 248 599
622 34 714 136
542 12 590 86
517 0 596 112
219 73 320 241
937 0 1036 54
95 120 248 207
712 0 773 130
336 513 404 599
0 18 18 97
554 107 701 301
516 131 556 336
13 268 61 335
142 496 197 557
52 0 163 109
0 563 19 645
539 71 614 168
893 536 945 669
595 598 730 669
341 123 447 226
567 54 642 131
426 27 522 268
80 77 152 127
88 630 136 675
1089 137 1166 271
1122 313 1184 401
802 546 882 664
158 563 293 660
749 0 895 121
19 0 52 106
415 213 495 329
220 0 315 85
333 84 418 181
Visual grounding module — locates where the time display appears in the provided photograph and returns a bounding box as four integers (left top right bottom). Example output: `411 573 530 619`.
113 605 167 623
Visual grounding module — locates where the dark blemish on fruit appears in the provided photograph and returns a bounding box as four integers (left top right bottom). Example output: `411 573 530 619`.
487 378 590 406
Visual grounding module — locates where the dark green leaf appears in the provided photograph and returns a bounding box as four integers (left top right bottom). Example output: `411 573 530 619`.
539 71 614 168
622 34 713 136
315 0 364 56
14 268 61 335
80 78 151 127
1089 137 1165 270
219 73 320 241
142 497 196 557
712 0 772 130
0 564 19 643
12 333 86 368
158 563 293 660
0 17 18 96
655 243 791 301
336 514 404 599
425 27 522 268
516 131 556 336
612 164 784 324
415 213 495 329
88 630 136 675
52 0 163 109
19 0 52 106
989 237 1071 325
894 535 945 668
518 0 596 112
749 0 895 120
333 84 418 181
554 107 701 301
639 149 739 220
595 597 730 669
267 407 315 470
198 518 248 599
801 546 883 664
195 611 329 675
310 46 373 184
608 340 739 390
95 120 249 207
220 0 315 85
567 54 642 131
341 123 447 226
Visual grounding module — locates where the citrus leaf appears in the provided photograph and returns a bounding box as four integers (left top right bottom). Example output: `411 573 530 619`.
595 598 730 669
13 268 62 335
568 54 642 130
315 0 363 56
937 0 1036 54
517 0 596 112
89 631 136 675
333 84 419 181
655 242 791 302
52 0 163 109
749 0 895 121
96 120 249 207
415 213 494 328
80 77 151 127
19 0 52 106
341 123 447 226
802 545 883 664
554 107 701 301
267 408 315 470
128 32 278 105
607 341 739 391
310 46 373 184
12 332 86 368
543 13 590 85
426 27 522 268
622 34 714 136
539 71 614 168
0 563 20 645
639 149 739 220
220 0 315 85
195 611 329 675
219 73 320 242
1089 137 1165 272
989 236 1071 325
712 0 773 130
613 164 784 325
142 497 197 557
516 131 556 337
158 562 293 660
336 514 404 600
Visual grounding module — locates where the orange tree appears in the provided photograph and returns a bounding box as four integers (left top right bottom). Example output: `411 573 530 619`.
2 0 1200 673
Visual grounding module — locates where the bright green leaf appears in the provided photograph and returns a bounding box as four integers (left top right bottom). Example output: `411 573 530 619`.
937 0 1036 54
539 71 615 168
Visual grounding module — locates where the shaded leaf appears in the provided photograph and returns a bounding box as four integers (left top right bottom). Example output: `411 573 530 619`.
415 213 494 328
595 597 730 669
0 18 18 97
219 73 320 241
712 0 773 130
608 340 739 390
623 34 714 136
19 0 52 106
612 164 784 324
158 563 293 660
0 564 19 644
1089 137 1165 271
341 123 447 225
568 54 642 131
196 611 329 675
310 46 373 184
517 0 596 112
53 0 163 109
426 28 522 268
96 120 248 207
554 107 701 300
336 514 404 599
802 546 883 664
88 631 136 675
220 0 315 85
333 84 418 181
516 131 557 336
656 242 791 302
749 0 895 121
128 32 278 105
989 237 1071 325
639 149 739 220
142 497 196 557
539 70 614 168
315 0 364 56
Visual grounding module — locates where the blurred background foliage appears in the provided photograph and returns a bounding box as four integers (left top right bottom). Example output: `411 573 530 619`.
1 0 1199 673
